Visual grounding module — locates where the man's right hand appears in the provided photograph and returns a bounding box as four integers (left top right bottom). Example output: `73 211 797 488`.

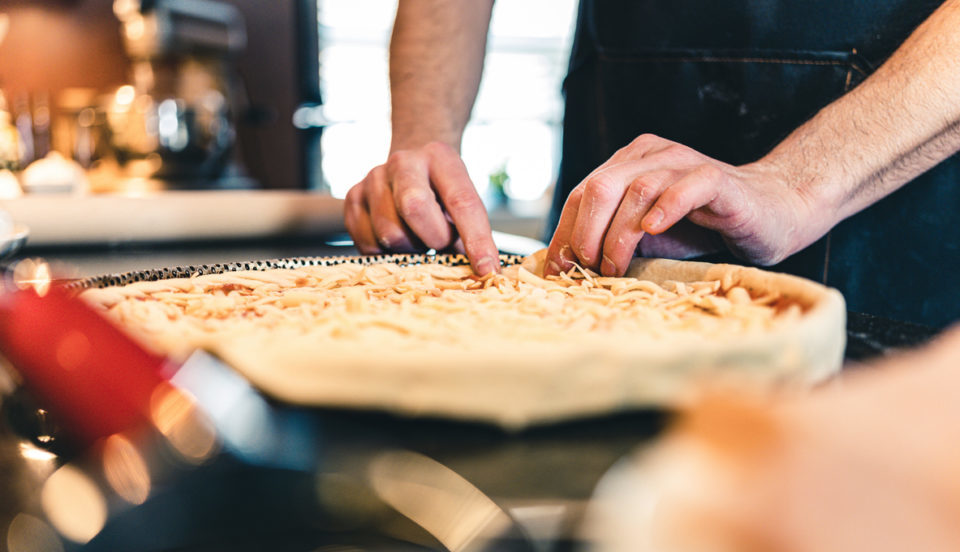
344 141 500 276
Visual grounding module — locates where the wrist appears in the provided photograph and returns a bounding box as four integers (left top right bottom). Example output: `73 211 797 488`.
389 112 465 154
738 156 838 258
389 132 462 155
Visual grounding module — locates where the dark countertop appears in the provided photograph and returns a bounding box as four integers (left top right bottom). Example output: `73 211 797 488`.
0 240 943 551
16 236 357 279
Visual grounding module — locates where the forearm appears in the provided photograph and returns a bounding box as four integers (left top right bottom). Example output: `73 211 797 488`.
754 0 960 240
389 0 494 153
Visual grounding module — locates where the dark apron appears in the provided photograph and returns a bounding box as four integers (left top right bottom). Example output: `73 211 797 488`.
550 0 959 328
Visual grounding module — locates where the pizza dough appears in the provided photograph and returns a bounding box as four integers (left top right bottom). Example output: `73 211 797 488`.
79 252 846 428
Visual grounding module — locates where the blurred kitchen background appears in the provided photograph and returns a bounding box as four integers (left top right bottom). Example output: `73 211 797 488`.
0 0 577 238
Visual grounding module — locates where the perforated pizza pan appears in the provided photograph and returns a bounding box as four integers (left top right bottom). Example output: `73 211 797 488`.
65 252 526 292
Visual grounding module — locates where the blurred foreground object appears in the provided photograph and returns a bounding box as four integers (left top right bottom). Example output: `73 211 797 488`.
585 325 960 552
0 286 172 446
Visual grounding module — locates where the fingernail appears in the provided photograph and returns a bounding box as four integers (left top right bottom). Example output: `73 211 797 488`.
601 255 616 276
476 256 497 275
546 260 561 275
559 245 574 263
642 207 664 232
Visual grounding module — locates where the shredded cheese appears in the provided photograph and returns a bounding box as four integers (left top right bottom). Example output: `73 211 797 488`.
80 262 800 358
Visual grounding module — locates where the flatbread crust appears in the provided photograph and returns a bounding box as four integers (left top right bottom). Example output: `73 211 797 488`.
80 251 845 428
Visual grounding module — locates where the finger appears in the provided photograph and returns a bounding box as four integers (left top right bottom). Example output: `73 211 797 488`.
599 170 673 276
572 134 675 195
426 142 499 275
365 166 418 252
570 163 675 270
567 172 625 271
641 164 724 235
544 186 584 276
388 152 454 250
344 184 383 255
548 148 696 276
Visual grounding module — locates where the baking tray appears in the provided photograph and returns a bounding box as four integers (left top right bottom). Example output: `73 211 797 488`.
65 252 527 292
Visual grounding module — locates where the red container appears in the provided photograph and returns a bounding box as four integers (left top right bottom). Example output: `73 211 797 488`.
0 287 174 446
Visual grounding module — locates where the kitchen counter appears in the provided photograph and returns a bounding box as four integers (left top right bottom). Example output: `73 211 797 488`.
18 236 356 279
0 241 942 551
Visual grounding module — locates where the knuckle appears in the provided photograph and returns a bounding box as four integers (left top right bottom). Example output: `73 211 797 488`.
397 186 435 218
626 174 662 202
391 167 430 194
365 165 388 189
345 184 362 203
696 163 726 183
444 190 482 213
565 186 584 207
369 164 386 180
630 133 661 149
659 185 687 209
663 144 692 159
582 174 621 203
619 133 671 157
423 141 456 158
385 151 406 170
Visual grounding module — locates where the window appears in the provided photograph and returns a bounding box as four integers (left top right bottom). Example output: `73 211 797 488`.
316 0 577 215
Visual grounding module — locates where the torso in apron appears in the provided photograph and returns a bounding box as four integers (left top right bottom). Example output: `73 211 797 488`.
551 0 959 328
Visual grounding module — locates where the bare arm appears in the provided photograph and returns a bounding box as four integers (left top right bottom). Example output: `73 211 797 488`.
389 0 494 152
545 0 960 276
758 0 960 245
344 0 499 275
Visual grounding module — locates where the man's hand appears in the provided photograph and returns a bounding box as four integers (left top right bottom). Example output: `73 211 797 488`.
345 0 496 275
344 142 500 276
544 134 813 277
547 0 960 279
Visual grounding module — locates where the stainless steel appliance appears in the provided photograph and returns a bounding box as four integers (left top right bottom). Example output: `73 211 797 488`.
110 0 247 185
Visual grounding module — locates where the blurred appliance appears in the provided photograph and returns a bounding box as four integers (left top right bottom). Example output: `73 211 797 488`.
110 0 247 185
